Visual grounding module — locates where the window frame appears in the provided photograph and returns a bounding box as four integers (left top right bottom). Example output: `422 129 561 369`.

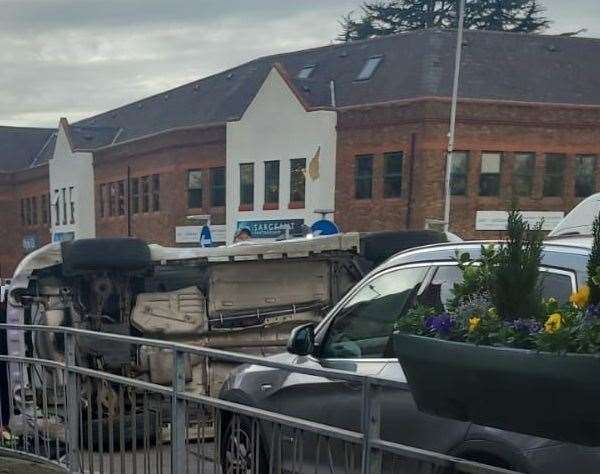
210 167 226 207
356 55 383 81
289 158 306 205
239 163 254 208
141 176 150 213
543 153 566 197
264 160 280 206
513 152 536 197
383 151 403 198
151 174 160 212
449 151 469 196
130 178 139 214
479 152 502 197
355 154 374 200
575 154 597 198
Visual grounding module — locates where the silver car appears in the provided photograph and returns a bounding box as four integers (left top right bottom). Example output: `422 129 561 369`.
220 236 600 473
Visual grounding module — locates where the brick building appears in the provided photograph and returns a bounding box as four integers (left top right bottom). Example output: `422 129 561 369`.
1 29 599 276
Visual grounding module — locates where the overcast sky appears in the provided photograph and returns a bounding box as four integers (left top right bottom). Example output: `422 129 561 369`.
1 0 598 128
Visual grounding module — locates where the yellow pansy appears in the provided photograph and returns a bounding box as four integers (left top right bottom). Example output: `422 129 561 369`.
570 286 590 309
544 313 563 334
468 317 481 333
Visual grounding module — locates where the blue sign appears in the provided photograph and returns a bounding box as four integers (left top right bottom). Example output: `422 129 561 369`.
311 219 340 236
200 225 213 247
22 234 40 253
237 219 304 239
52 232 75 243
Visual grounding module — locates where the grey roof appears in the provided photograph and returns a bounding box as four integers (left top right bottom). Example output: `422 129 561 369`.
4 29 600 171
0 126 55 172
73 29 600 144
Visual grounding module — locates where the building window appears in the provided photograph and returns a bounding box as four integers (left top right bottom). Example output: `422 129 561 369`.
575 155 597 198
384 152 403 198
297 64 316 79
187 171 203 208
118 181 125 215
41 194 48 224
32 196 38 225
108 183 116 216
240 163 254 207
264 161 280 206
53 190 60 226
141 176 150 212
131 178 139 214
479 152 502 197
99 184 106 218
61 188 67 225
69 187 75 224
290 158 306 204
356 55 383 81
151 175 160 212
543 154 565 197
513 153 535 197
210 167 225 207
25 198 32 226
355 155 373 199
20 199 25 226
450 151 469 196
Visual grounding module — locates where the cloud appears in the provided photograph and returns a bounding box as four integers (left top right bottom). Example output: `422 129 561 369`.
1 0 598 127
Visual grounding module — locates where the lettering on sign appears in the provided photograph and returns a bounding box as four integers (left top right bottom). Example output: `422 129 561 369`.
476 211 564 231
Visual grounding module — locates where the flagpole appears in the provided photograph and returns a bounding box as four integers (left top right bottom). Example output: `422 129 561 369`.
443 0 466 233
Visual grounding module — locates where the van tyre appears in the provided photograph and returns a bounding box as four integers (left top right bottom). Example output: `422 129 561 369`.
61 238 151 275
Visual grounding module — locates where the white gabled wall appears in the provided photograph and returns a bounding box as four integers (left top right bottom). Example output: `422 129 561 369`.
48 121 96 240
226 67 337 243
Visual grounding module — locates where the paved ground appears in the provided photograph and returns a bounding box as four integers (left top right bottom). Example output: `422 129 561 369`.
0 457 63 474
1 442 219 474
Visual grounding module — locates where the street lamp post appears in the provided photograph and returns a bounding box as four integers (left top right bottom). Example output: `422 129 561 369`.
443 0 466 233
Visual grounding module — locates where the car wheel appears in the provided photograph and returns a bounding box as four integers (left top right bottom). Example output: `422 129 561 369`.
221 415 267 474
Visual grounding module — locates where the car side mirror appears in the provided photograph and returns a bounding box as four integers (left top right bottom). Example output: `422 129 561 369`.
287 323 315 356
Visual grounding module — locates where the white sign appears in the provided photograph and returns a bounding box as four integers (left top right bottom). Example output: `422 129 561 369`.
175 225 226 243
476 211 564 231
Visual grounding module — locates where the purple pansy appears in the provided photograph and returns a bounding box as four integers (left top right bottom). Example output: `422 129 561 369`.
512 318 542 334
425 313 454 336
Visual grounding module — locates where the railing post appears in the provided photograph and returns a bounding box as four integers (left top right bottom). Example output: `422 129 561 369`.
64 333 80 473
361 380 382 474
171 350 186 473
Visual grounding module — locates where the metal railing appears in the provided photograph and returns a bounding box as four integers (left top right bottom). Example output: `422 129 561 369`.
0 323 520 474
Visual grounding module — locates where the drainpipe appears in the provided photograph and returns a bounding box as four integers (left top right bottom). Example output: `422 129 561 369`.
329 80 336 108
406 133 417 229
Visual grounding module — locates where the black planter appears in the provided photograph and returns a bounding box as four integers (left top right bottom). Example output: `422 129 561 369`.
393 332 600 446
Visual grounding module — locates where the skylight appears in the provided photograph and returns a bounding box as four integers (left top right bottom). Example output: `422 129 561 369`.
297 64 316 79
356 55 383 81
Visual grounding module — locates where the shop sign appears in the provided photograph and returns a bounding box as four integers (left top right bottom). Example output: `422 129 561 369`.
236 219 304 239
175 225 226 244
476 211 564 231
52 232 75 243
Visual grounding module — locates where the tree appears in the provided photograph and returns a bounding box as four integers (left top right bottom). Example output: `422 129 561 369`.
338 0 551 42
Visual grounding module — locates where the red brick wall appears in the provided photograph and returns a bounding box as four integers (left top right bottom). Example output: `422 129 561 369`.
93 125 226 245
336 99 600 240
0 166 51 277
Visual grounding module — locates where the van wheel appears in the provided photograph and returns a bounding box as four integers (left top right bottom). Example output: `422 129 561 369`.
221 415 267 474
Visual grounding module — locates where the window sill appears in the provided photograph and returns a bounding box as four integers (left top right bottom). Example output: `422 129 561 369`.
288 201 305 209
263 203 279 210
239 204 253 212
